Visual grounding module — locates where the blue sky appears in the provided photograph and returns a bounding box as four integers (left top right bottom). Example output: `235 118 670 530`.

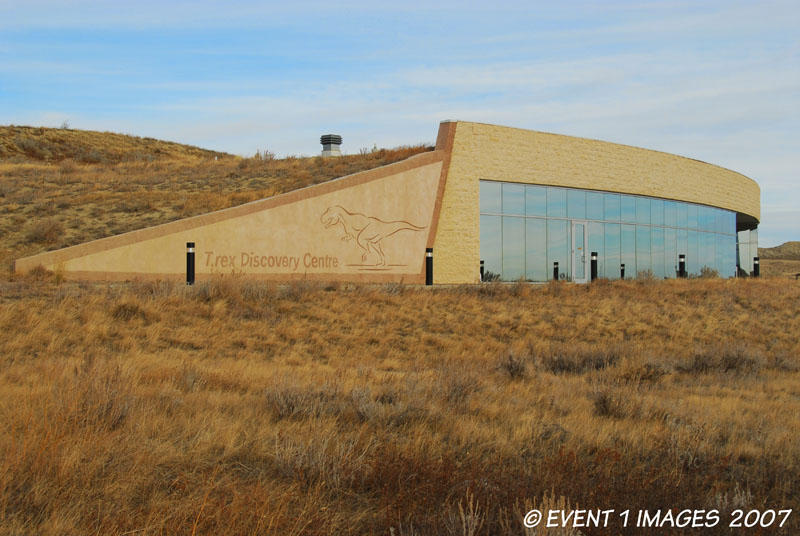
1 1 798 246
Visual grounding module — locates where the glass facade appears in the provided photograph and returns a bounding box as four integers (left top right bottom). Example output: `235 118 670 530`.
737 229 759 275
479 180 745 282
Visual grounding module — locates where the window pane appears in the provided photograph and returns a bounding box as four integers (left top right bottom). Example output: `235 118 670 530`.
567 189 586 219
636 197 651 225
588 222 604 278
621 224 636 277
502 183 525 215
723 234 736 277
726 211 736 235
664 201 677 227
604 224 621 279
525 185 547 217
547 219 569 280
547 187 567 218
526 218 547 281
636 225 651 276
480 215 502 278
704 207 715 232
651 199 664 226
716 233 727 276
738 233 751 274
676 202 688 228
480 181 501 213
651 227 665 278
587 192 604 220
665 227 677 277
502 216 525 280
698 206 712 231
710 209 719 233
604 193 621 221
688 230 699 276
677 228 688 272
687 204 698 229
700 232 715 274
621 195 637 223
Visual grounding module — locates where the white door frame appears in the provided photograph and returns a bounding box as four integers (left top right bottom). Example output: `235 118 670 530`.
571 220 589 283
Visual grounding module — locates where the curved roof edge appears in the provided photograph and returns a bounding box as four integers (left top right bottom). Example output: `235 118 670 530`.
441 121 760 223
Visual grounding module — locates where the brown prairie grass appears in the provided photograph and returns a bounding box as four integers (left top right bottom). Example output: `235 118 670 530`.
761 259 800 278
0 277 798 535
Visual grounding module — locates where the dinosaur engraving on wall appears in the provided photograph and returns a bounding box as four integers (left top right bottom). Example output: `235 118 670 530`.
320 206 425 268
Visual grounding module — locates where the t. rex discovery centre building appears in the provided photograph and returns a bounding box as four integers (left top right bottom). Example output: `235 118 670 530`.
15 121 760 284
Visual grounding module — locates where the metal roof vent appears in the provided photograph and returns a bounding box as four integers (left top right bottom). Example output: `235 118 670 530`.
320 134 342 157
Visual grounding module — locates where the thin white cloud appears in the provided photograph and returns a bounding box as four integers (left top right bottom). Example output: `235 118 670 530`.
2 0 797 243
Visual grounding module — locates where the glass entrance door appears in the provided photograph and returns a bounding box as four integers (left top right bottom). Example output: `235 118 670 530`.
572 221 588 283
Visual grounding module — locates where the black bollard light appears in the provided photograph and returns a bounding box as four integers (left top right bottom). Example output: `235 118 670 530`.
620 263 625 280
480 260 484 282
553 261 559 281
753 257 760 278
590 251 598 282
186 242 195 285
678 254 686 278
425 248 433 285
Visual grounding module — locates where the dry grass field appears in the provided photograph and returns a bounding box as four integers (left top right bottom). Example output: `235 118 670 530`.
0 277 798 535
760 259 800 279
1 127 798 535
759 243 800 279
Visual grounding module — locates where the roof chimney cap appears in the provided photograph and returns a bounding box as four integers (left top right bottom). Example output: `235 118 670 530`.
321 133 342 157
320 134 342 145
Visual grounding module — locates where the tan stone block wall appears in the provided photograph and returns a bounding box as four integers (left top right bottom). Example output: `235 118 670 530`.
432 122 480 284
433 121 760 284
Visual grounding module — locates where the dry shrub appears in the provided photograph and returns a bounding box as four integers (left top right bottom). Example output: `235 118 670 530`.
591 388 630 419
189 277 276 317
110 301 151 322
21 264 57 282
179 192 228 216
276 280 323 300
497 351 527 379
443 491 485 536
75 148 107 164
536 345 621 374
615 358 671 384
699 266 721 278
54 355 135 433
676 345 765 374
438 366 482 408
271 429 376 490
24 218 63 244
263 379 342 421
58 159 78 174
14 135 53 160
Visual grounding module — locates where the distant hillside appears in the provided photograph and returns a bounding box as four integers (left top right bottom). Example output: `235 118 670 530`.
759 241 800 260
0 125 232 163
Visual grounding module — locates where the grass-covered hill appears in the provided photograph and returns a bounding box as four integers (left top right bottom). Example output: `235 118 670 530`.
0 126 431 273
0 125 232 163
759 241 800 260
